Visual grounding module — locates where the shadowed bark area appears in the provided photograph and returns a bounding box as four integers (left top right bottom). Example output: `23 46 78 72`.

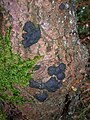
0 0 89 120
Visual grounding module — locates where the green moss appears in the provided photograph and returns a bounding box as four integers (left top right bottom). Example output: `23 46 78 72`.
76 3 90 38
0 111 7 120
0 26 41 104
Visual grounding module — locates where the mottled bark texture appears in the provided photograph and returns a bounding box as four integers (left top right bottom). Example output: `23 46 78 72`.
0 0 88 120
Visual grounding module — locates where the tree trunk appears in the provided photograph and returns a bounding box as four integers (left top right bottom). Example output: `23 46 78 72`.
0 0 88 120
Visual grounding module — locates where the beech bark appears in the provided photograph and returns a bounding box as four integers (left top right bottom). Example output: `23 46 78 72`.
0 0 88 120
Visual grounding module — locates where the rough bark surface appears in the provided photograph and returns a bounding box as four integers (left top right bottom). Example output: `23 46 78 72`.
0 0 88 120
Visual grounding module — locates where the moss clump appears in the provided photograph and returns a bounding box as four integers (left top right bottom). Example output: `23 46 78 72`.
0 26 41 104
0 111 7 120
76 2 90 38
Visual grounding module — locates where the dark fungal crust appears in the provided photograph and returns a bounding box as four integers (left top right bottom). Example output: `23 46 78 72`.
22 21 41 48
56 72 65 80
58 63 66 71
45 77 61 92
29 78 45 90
59 3 65 10
29 63 66 102
29 78 40 89
34 92 48 102
22 28 41 41
55 66 62 75
47 66 56 76
22 28 41 48
23 21 36 33
39 83 46 89
47 63 66 76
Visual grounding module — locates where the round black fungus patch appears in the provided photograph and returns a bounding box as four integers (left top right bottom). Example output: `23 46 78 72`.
34 92 48 102
22 28 41 48
48 66 56 76
39 83 46 90
56 72 65 80
23 21 36 33
33 64 41 71
22 21 41 48
55 66 62 75
58 63 66 71
29 78 45 90
45 77 60 92
59 3 65 10
29 78 40 89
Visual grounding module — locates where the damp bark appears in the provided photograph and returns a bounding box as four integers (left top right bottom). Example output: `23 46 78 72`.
0 0 88 120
